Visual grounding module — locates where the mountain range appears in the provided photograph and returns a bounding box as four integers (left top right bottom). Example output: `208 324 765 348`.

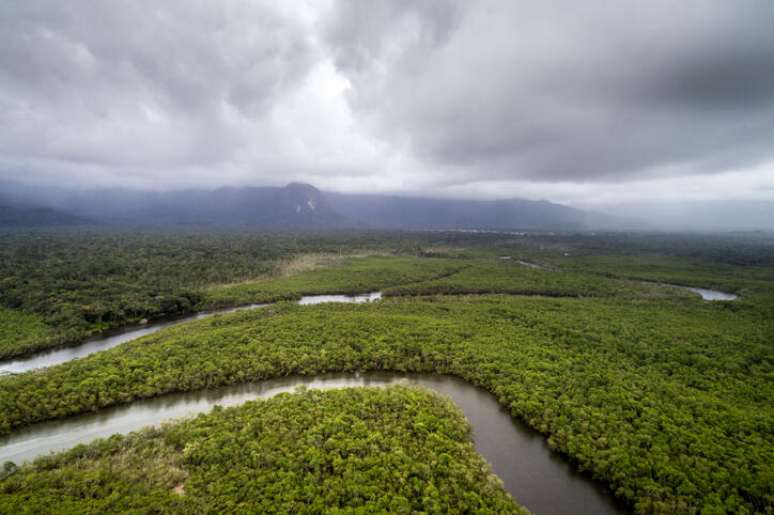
0 181 618 230
0 205 87 227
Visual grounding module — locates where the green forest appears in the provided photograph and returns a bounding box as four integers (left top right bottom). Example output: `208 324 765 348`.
5 229 771 360
0 386 524 514
0 230 482 359
1 229 773 513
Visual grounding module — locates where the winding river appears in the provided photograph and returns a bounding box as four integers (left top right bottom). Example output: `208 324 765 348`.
0 293 382 375
0 284 735 512
0 372 626 515
0 283 736 376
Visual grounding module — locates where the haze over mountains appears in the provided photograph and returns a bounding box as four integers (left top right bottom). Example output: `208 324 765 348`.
0 205 87 228
3 180 773 231
0 181 623 231
2 2 773 233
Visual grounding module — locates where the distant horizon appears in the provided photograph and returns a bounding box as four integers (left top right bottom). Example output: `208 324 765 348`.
3 178 774 232
4 176 774 207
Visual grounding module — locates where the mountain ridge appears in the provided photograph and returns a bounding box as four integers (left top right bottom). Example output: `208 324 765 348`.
325 190 615 230
0 205 89 227
0 181 616 230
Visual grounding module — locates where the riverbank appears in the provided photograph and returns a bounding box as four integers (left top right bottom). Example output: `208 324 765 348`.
0 373 624 515
1 295 770 512
0 386 527 514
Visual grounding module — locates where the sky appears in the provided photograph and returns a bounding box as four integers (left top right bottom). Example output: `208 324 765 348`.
2 0 774 210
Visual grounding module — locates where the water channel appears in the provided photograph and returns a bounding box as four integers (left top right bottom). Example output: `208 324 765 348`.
684 287 738 301
0 284 735 512
0 372 626 515
0 293 382 374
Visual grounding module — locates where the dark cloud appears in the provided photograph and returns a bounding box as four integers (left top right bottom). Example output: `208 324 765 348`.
0 1 318 170
0 0 773 204
325 0 774 183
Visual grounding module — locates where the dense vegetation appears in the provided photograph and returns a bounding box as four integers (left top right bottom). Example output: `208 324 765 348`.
0 231 468 359
0 386 523 513
205 255 467 308
1 292 772 513
0 308 55 359
0 232 287 358
383 260 687 300
522 232 774 295
2 229 773 513
0 228 728 360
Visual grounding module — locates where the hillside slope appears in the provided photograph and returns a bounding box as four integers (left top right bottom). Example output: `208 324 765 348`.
0 205 88 227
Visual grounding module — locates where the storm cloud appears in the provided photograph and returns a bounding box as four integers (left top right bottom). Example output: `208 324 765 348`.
326 0 774 182
1 0 774 204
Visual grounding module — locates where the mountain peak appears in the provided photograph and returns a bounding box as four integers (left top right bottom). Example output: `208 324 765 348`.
273 182 339 220
284 182 320 195
0 182 614 229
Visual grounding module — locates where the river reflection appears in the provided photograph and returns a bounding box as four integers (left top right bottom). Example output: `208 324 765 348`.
684 287 738 301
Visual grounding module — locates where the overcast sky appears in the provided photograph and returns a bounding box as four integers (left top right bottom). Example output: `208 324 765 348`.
2 0 774 207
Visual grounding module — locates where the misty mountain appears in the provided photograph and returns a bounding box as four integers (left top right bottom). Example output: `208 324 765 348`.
105 183 342 228
0 205 88 227
0 181 615 230
326 192 615 230
1 182 344 228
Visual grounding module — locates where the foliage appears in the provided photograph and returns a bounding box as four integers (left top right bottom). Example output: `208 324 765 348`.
549 252 771 294
0 230 471 358
0 293 772 513
558 232 774 268
5 229 770 360
0 231 289 358
2 229 774 513
204 255 467 307
383 259 689 300
0 386 524 514
0 308 55 359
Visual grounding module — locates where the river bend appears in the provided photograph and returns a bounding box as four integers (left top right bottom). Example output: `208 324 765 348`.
0 372 626 515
